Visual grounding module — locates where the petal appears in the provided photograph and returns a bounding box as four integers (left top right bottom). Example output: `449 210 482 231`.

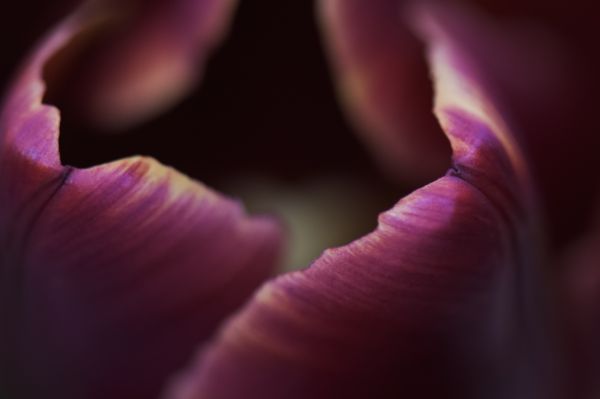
165 4 554 399
45 0 237 130
320 0 600 247
415 2 600 249
0 3 283 398
318 0 450 182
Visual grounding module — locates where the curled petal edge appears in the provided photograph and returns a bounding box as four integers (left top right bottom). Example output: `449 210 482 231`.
0 2 284 398
164 3 554 399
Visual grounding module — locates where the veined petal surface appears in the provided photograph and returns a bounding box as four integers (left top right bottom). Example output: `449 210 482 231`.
165 3 554 399
0 2 283 398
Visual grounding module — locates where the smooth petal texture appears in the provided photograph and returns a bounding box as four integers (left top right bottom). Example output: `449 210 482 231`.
0 4 283 399
318 0 450 182
165 4 553 399
320 0 600 247
560 217 600 398
45 0 237 130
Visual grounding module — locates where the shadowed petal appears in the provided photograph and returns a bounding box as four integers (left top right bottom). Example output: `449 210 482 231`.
560 214 600 398
165 4 554 399
0 3 283 399
318 0 450 182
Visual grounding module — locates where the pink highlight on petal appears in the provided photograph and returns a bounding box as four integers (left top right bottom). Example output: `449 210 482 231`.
318 0 450 182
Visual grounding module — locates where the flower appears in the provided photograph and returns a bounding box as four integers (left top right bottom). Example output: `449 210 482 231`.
1 0 598 398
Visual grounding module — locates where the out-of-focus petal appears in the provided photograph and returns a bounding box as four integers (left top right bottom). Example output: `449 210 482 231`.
0 3 283 399
560 214 600 398
45 0 237 130
318 0 450 182
165 4 554 399
320 0 600 247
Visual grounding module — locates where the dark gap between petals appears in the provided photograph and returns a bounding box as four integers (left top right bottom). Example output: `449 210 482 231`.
41 0 406 270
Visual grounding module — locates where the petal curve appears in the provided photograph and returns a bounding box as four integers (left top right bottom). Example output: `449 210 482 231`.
320 0 600 247
165 4 554 399
318 0 450 182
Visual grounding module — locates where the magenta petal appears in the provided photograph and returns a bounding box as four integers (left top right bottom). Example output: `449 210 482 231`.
322 0 599 246
412 3 600 246
164 5 553 399
0 3 283 399
1 158 283 399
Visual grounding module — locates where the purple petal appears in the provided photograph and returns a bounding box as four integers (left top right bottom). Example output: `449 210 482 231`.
165 4 554 399
321 0 600 247
166 178 544 398
45 0 237 130
0 3 283 398
318 0 450 181
423 2 600 248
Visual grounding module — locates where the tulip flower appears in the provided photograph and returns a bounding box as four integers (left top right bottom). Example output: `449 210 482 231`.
1 0 598 399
